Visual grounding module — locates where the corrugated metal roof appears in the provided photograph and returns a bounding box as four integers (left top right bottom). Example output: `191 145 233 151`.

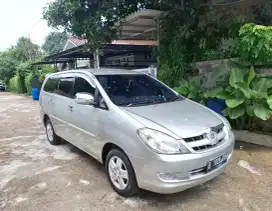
112 40 157 45
66 36 157 47
118 9 167 40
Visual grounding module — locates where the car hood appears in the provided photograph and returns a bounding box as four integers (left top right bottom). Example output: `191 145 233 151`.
121 99 222 138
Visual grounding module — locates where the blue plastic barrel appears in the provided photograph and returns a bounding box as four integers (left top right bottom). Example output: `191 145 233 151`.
207 98 226 116
32 88 40 100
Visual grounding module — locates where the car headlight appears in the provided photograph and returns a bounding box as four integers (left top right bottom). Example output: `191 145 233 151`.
137 128 190 154
222 117 231 132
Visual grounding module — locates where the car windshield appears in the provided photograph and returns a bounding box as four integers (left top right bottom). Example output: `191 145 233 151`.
96 74 183 107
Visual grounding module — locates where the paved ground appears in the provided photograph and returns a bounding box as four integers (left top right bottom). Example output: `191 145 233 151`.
0 92 271 211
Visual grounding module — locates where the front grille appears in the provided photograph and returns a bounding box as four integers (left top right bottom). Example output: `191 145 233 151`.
184 135 204 142
192 138 224 151
184 124 226 152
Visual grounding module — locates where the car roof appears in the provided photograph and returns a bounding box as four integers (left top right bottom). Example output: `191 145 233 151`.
49 68 144 77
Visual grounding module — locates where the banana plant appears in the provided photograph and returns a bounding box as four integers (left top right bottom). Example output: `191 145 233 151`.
214 67 272 121
174 77 206 104
174 77 223 104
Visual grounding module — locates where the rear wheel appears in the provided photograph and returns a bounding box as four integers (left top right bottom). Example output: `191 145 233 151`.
106 149 139 197
45 119 61 145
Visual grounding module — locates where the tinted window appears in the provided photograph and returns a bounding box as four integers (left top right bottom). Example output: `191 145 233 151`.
74 77 95 96
43 77 58 93
56 77 74 98
96 74 182 107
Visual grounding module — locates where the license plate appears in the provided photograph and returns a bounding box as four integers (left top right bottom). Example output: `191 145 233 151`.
207 154 227 172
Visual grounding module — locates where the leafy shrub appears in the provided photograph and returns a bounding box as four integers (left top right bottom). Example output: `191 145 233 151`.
201 48 234 61
25 72 34 95
158 64 185 88
235 23 272 65
174 77 223 104
174 77 204 103
39 65 56 82
9 73 25 93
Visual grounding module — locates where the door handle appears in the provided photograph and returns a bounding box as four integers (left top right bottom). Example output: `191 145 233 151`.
49 100 54 104
68 105 74 112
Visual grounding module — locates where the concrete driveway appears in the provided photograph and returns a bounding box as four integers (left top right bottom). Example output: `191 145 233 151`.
0 92 271 211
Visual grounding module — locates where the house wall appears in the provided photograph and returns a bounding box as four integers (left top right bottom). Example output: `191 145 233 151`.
195 59 235 75
103 52 156 68
77 59 90 68
104 53 135 66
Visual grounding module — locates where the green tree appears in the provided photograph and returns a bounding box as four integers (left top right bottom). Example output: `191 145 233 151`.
42 0 257 87
0 49 19 84
234 23 272 66
43 0 145 47
157 4 246 86
0 37 43 92
42 32 67 55
43 0 249 46
253 0 272 25
15 37 41 61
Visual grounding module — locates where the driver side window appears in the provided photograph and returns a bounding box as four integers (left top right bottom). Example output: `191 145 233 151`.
73 77 95 97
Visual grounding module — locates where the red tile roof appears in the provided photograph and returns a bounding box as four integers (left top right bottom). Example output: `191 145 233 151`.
68 36 87 46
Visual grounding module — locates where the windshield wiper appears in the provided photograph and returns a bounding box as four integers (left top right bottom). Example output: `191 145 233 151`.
168 95 184 102
119 96 183 107
126 101 152 107
152 96 183 105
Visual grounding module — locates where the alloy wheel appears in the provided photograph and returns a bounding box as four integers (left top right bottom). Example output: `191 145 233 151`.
108 156 129 190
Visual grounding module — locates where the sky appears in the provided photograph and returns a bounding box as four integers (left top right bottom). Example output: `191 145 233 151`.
0 0 55 51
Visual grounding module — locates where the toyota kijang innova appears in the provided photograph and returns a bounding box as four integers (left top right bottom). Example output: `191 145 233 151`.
40 69 234 197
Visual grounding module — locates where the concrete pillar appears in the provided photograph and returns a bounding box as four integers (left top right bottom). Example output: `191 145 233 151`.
93 49 100 69
96 49 100 69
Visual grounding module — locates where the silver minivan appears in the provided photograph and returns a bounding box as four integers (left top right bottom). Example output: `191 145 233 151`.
40 69 235 197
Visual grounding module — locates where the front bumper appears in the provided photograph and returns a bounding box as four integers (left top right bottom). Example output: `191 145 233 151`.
129 132 235 194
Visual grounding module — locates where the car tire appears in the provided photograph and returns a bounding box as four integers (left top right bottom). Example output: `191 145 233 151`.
45 119 62 145
106 149 139 197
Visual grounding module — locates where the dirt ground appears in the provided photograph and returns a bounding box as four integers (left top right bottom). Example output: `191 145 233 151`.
0 92 271 211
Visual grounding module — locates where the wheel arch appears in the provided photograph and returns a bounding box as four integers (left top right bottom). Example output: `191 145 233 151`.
101 142 125 164
43 114 50 126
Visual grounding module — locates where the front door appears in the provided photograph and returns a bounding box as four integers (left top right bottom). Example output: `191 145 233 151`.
69 75 100 158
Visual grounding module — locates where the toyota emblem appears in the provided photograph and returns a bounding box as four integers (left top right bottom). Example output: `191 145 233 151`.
207 131 217 143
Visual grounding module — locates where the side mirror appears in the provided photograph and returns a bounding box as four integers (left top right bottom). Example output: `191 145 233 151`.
75 93 95 105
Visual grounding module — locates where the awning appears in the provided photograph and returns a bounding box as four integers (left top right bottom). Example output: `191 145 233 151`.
33 43 155 65
118 9 167 40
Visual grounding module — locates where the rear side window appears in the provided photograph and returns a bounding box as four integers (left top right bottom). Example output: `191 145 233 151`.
43 77 58 93
56 77 75 98
74 77 95 96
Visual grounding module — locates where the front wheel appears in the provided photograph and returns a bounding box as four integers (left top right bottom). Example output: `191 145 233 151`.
106 149 139 197
45 119 62 145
